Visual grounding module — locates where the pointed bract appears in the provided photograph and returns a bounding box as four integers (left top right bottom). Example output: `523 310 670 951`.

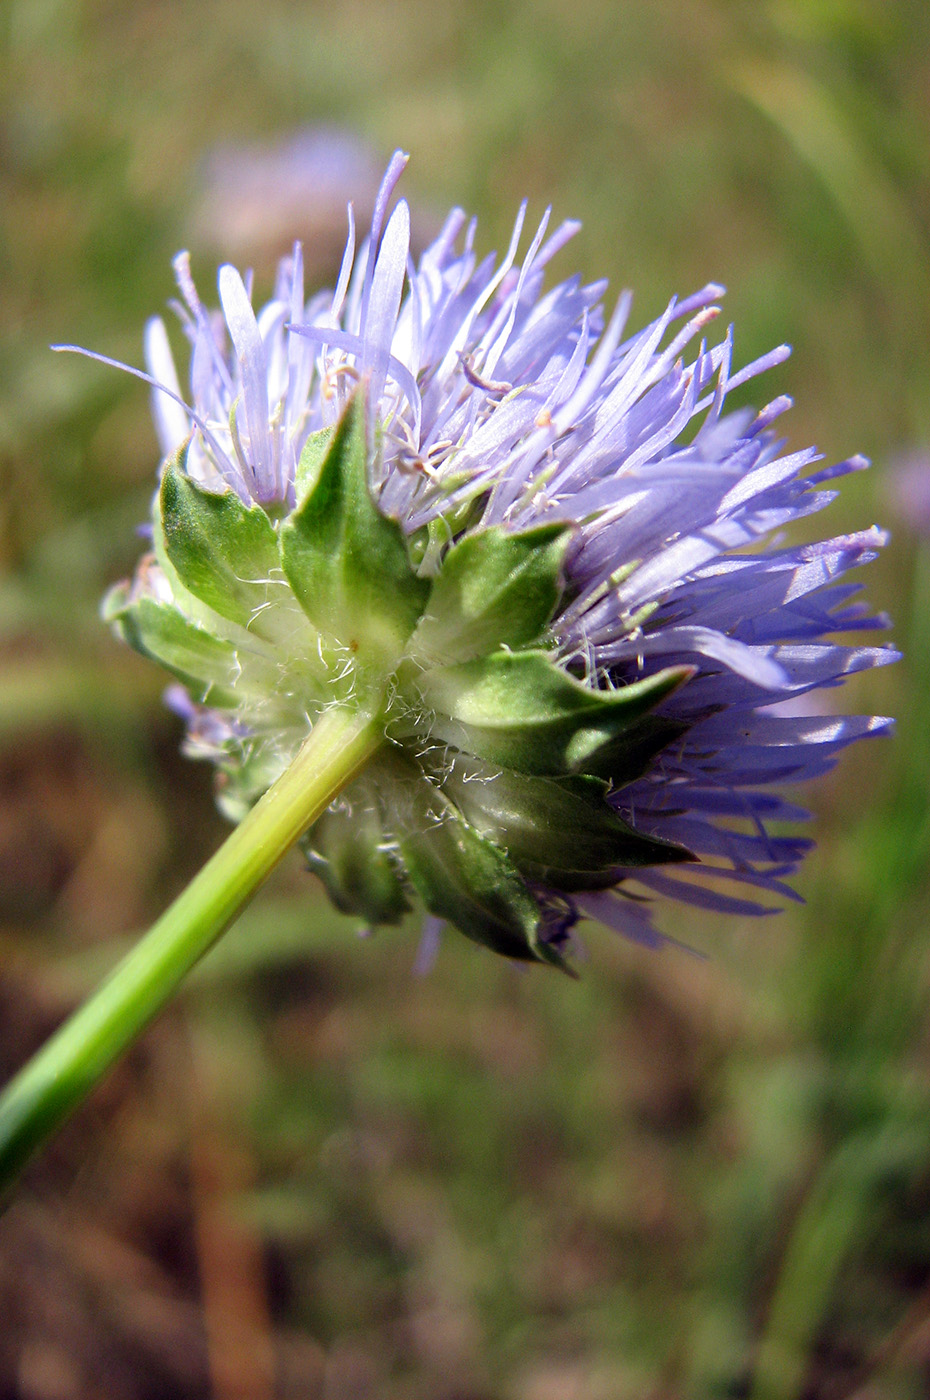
159 451 283 632
280 390 430 671
408 524 572 664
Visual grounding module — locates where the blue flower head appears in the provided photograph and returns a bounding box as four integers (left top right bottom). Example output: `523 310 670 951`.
90 152 895 963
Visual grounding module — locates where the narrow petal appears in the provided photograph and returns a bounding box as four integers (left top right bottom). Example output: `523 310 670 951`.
143 317 191 456
218 264 275 500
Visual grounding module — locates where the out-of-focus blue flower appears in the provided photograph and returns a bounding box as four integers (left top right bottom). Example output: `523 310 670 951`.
83 152 895 957
190 127 384 276
886 448 930 538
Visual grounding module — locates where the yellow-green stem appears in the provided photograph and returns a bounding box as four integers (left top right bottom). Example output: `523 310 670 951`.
0 704 384 1199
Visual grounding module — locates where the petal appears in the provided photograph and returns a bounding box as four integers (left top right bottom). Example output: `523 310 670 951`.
218 264 276 501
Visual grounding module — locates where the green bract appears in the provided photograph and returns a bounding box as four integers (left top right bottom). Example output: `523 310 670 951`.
280 400 431 676
107 392 693 968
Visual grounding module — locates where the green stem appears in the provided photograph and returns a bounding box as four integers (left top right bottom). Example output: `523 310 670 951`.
0 704 384 1198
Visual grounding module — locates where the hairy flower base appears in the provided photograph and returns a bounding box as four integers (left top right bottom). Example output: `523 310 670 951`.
111 392 698 967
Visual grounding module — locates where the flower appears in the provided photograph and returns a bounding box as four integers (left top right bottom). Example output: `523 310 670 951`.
886 448 930 538
85 151 894 962
190 126 383 276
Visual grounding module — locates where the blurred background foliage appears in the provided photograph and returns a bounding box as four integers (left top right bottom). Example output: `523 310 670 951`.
1 0 929 1396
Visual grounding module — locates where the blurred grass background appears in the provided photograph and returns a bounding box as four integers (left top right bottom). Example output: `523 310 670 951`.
1 0 929 1396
